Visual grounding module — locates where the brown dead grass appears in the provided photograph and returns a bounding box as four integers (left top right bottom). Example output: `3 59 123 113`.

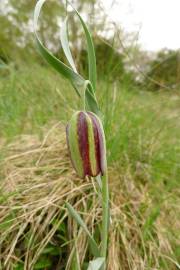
0 123 179 270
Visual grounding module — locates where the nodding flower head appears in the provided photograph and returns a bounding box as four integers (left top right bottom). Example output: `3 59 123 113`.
66 111 106 178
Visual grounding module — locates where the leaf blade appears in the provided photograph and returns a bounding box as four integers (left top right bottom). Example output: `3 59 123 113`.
33 0 84 95
68 2 97 91
85 81 101 116
66 202 100 257
60 18 77 73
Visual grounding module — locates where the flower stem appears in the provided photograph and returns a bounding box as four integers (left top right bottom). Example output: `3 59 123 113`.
101 171 109 269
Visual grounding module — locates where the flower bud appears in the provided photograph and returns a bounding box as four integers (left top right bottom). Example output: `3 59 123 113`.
66 111 106 178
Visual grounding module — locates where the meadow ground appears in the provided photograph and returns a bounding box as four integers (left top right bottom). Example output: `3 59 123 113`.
0 63 180 269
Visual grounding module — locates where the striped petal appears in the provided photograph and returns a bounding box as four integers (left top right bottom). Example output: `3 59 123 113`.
87 112 106 175
66 111 106 178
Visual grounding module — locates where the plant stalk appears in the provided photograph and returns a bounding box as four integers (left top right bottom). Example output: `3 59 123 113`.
101 170 109 269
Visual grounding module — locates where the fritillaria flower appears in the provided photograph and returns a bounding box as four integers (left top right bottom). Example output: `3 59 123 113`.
66 111 106 178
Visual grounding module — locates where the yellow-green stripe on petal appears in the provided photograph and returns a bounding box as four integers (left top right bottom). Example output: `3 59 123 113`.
86 113 97 176
67 111 84 178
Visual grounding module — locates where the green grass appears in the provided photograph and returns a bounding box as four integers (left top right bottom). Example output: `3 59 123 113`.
103 82 180 187
0 63 78 139
0 62 180 269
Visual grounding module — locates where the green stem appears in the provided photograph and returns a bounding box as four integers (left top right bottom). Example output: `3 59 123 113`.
82 81 89 111
101 170 109 269
83 86 86 111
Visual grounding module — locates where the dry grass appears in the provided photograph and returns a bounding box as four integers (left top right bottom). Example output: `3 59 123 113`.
0 123 179 270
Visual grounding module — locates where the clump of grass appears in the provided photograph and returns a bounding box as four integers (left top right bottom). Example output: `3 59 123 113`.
0 123 179 269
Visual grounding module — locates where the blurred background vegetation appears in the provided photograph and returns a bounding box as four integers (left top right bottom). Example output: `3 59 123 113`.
1 0 180 90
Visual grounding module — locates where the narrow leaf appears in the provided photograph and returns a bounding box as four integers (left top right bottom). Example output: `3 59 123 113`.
85 87 99 115
66 202 100 257
87 257 105 270
80 80 100 116
60 18 77 73
33 0 84 95
85 81 100 116
68 2 97 91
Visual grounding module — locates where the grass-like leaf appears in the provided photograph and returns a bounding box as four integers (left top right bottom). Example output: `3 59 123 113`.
60 18 77 73
66 202 100 257
33 0 84 96
68 2 97 91
87 257 105 270
83 80 100 116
